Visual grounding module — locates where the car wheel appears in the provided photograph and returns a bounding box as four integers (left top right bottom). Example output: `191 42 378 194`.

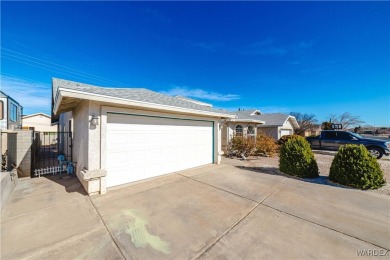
367 147 383 159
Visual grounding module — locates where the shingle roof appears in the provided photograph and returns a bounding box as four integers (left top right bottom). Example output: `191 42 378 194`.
233 110 295 126
175 96 212 107
52 78 232 116
255 113 292 126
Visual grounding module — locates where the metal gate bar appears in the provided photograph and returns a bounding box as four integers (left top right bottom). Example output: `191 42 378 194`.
32 131 72 177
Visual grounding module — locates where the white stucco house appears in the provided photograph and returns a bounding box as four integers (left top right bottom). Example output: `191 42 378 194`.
22 113 57 132
52 78 234 195
221 109 299 153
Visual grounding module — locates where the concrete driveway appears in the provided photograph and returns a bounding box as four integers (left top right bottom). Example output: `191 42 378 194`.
2 159 389 259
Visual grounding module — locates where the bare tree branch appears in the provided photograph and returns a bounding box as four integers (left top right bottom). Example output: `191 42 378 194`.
290 112 318 135
328 112 365 129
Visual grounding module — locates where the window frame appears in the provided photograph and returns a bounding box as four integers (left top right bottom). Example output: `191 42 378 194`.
9 103 17 122
247 125 256 139
235 124 243 136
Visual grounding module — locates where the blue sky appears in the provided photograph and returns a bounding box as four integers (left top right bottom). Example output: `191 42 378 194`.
1 2 389 126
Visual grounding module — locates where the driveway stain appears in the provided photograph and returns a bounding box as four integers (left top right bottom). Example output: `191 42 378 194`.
118 209 171 254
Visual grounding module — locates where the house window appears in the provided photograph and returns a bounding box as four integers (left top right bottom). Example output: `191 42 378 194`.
235 124 243 136
247 125 256 139
9 103 17 122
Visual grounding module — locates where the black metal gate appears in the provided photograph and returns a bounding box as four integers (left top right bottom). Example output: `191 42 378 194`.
32 131 72 177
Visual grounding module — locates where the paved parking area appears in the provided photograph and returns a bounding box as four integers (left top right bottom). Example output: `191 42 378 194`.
2 159 389 259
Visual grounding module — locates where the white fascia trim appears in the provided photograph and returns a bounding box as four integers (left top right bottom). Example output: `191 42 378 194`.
285 116 299 128
55 88 235 118
22 112 50 119
250 110 262 116
53 92 63 114
258 125 281 127
227 118 265 124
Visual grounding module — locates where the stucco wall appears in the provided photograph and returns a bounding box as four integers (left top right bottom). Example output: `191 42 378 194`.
22 115 57 132
88 101 101 170
1 132 7 155
71 100 90 174
258 127 279 140
6 131 33 177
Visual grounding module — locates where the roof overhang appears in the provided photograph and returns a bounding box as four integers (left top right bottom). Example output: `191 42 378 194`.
54 88 235 119
286 116 299 128
226 118 265 124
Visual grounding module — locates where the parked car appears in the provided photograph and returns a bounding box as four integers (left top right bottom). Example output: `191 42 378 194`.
306 130 390 159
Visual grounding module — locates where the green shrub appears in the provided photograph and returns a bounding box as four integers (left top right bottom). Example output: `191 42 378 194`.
255 134 279 157
229 135 256 157
279 136 319 178
277 134 301 145
329 145 385 189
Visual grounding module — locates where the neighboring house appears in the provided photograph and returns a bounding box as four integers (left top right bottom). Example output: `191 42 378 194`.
52 78 234 194
22 113 57 132
221 110 265 152
0 91 23 130
221 109 299 153
303 125 321 137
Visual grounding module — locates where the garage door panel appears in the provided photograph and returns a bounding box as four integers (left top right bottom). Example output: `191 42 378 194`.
106 114 213 187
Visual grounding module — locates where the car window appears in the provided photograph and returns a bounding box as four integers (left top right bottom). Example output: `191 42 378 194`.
323 131 337 139
336 132 353 140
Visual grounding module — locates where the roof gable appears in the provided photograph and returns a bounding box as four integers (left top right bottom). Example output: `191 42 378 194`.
230 110 299 127
23 113 50 119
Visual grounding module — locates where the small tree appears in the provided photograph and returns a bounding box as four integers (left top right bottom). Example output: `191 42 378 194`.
329 145 385 189
321 121 333 130
279 136 319 178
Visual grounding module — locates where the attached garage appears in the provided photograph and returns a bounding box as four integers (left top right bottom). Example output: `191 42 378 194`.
52 78 234 194
106 113 213 187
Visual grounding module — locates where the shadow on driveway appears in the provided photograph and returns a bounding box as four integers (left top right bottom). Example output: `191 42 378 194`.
235 165 354 190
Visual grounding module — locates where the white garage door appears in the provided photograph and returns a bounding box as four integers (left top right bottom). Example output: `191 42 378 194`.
280 129 292 137
106 113 214 187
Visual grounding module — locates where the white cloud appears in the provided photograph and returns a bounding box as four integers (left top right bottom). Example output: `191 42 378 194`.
1 75 51 114
161 86 240 102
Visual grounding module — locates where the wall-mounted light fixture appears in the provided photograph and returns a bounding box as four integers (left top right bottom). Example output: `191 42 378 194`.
91 115 99 126
219 119 227 130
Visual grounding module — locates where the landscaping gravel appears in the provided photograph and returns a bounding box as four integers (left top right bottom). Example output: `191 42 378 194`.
235 153 390 197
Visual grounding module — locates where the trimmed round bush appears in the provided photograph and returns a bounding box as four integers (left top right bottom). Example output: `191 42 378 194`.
279 136 319 178
329 145 385 189
277 134 301 145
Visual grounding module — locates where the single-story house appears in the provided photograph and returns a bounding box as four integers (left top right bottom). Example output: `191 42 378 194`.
52 78 234 194
0 91 23 130
221 109 299 153
303 125 321 137
22 113 57 132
